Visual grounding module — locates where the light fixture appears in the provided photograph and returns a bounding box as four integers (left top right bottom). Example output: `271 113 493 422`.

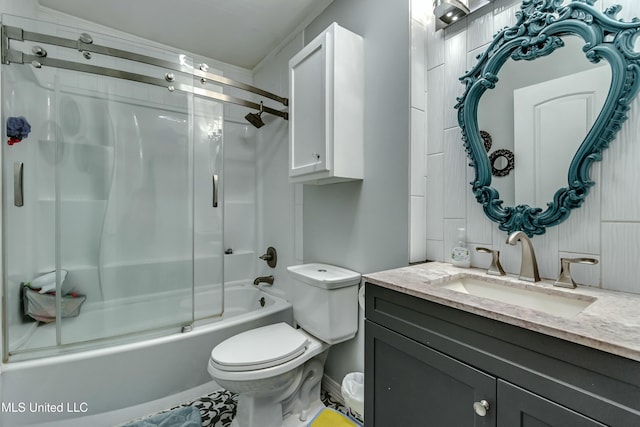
433 0 470 29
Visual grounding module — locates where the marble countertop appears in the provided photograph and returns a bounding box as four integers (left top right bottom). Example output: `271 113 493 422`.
364 262 640 362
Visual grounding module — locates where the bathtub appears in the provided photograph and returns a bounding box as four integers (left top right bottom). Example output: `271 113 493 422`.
0 285 293 426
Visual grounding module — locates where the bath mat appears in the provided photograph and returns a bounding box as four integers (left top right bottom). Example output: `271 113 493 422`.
307 408 358 427
122 405 202 427
185 389 237 427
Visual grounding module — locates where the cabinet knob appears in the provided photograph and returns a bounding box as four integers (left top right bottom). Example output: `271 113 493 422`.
473 400 490 417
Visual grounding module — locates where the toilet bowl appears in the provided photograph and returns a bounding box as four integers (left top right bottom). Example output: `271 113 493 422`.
208 323 329 427
207 263 361 427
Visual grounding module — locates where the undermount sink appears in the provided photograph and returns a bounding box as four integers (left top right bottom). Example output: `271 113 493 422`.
436 276 596 318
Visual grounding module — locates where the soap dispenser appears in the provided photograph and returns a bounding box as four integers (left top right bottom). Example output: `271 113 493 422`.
451 228 471 268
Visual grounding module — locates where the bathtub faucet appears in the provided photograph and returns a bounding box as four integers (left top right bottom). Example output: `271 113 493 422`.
253 275 274 286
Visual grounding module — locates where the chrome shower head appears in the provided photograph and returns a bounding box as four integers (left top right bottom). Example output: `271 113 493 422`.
245 102 265 128
245 112 265 128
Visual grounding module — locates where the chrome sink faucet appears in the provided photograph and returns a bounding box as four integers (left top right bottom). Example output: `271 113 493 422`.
506 231 541 282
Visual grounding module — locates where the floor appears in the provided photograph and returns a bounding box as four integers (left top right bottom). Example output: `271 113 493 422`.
126 388 360 427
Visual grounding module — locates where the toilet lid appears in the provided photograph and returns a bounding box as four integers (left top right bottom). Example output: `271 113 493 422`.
210 323 309 372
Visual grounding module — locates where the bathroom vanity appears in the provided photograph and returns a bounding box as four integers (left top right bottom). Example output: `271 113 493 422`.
364 263 640 427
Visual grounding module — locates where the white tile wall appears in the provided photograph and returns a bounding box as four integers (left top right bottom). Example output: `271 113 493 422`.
493 1 520 33
426 239 444 263
602 96 640 221
411 0 429 26
602 223 640 293
410 104 427 262
410 196 427 262
443 127 466 219
426 153 444 241
414 0 640 293
427 66 445 155
443 29 467 129
466 7 494 51
411 19 427 112
410 107 426 196
426 13 444 70
409 7 428 262
559 164 601 255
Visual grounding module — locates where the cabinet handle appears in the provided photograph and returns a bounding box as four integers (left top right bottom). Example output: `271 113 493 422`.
212 174 219 208
473 400 490 417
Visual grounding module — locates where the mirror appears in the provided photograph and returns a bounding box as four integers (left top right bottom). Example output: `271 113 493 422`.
455 0 640 236
478 36 610 206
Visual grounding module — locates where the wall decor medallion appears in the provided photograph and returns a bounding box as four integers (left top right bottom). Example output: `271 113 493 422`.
489 149 515 177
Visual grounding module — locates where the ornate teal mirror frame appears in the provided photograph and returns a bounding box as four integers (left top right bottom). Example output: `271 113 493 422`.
455 0 640 236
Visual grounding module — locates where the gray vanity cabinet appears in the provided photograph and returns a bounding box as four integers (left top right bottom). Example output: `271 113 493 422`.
365 283 640 427
497 381 606 426
368 320 496 426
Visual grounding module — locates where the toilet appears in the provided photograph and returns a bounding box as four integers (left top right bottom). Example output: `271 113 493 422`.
207 263 361 427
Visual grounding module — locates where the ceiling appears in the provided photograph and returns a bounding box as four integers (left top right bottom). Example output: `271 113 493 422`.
38 0 333 70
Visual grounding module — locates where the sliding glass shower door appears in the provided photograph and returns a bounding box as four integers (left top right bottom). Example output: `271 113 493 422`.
2 15 224 360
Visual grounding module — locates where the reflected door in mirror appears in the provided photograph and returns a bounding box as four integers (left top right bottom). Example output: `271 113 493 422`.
514 66 610 207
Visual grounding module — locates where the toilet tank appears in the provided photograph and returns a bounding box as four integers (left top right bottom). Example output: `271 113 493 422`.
287 263 361 345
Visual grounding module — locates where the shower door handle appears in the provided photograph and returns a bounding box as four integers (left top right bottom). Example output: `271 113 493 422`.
212 174 219 208
14 162 24 207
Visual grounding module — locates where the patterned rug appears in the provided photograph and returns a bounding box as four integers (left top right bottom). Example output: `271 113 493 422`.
128 388 353 427
180 389 238 427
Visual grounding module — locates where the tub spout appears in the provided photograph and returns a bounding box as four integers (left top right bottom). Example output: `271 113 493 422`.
253 275 274 286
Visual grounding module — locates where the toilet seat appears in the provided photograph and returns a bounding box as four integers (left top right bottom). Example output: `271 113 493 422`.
210 323 309 372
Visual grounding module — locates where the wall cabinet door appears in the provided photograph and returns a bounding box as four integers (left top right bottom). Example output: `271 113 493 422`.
288 23 363 185
289 37 329 177
366 321 497 427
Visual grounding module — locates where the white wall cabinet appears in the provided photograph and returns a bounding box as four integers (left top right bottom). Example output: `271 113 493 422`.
288 23 363 185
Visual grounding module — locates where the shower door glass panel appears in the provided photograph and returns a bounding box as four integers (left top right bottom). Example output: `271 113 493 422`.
2 52 60 353
89 76 195 345
192 95 224 320
2 15 224 359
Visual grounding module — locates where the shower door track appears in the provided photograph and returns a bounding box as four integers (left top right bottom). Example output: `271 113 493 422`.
0 24 289 120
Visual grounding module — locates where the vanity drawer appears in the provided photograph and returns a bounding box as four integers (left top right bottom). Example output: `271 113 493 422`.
365 283 640 426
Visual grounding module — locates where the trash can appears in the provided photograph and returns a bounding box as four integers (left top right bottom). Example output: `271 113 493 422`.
341 372 364 424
